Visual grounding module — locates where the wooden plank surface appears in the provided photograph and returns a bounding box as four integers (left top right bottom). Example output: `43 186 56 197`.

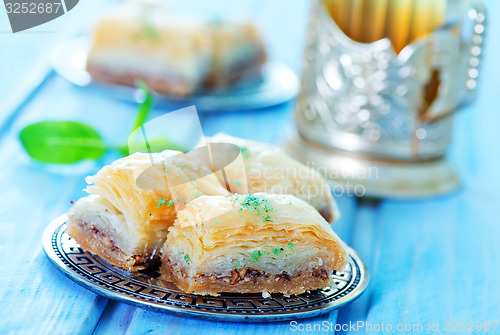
0 134 108 334
0 0 114 128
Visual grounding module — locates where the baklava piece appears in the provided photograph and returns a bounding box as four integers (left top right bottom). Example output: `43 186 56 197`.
67 151 228 271
160 193 348 296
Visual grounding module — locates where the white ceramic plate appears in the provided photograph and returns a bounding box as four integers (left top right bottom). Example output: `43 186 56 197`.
51 37 299 112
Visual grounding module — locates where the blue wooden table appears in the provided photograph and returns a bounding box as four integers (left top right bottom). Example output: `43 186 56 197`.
1 1 500 334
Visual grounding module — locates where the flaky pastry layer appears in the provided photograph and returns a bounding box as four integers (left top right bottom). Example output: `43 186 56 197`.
67 151 228 270
161 259 334 296
161 193 348 295
207 133 339 222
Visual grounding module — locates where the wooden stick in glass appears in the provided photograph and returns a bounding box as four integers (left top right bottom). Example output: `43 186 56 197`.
363 0 389 43
323 0 345 33
409 0 446 44
385 0 414 53
348 0 364 41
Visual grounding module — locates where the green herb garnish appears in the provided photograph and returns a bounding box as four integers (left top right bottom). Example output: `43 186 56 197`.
19 121 106 164
20 83 186 164
229 194 275 223
133 81 154 131
184 255 191 265
250 250 263 262
141 21 159 40
239 147 250 159
156 198 174 208
272 247 284 255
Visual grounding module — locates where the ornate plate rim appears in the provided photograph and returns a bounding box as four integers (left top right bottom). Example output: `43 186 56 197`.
50 37 299 112
43 215 370 322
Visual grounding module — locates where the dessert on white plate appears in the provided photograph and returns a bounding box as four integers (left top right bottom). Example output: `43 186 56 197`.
86 3 267 97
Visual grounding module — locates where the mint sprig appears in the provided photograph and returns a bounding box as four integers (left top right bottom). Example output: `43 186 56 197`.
19 84 181 164
133 81 154 131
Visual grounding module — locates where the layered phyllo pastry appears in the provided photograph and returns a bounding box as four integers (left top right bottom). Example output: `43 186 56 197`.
207 133 338 222
67 151 228 270
86 4 267 97
160 193 348 296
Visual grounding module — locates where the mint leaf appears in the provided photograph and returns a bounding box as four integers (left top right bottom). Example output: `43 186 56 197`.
139 12 160 40
133 81 154 131
19 121 106 164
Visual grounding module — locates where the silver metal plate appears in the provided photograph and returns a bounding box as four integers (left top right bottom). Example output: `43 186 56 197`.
51 37 299 112
43 215 369 322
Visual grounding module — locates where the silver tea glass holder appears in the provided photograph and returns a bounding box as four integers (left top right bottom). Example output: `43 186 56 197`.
287 0 486 198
